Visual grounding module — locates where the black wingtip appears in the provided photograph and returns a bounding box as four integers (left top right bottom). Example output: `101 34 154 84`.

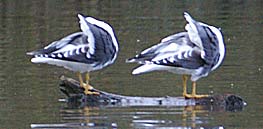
125 57 135 63
126 54 142 63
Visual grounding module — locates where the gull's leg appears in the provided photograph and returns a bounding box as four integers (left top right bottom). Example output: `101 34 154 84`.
182 75 208 99
77 72 85 87
190 81 209 98
84 73 99 95
183 75 192 98
77 72 99 95
85 73 94 90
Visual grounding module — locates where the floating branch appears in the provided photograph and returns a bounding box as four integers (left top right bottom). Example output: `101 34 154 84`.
59 76 246 111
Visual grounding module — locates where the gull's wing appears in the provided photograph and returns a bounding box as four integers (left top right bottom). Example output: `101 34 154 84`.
152 48 205 69
26 32 86 56
28 14 117 65
184 12 225 70
127 32 195 64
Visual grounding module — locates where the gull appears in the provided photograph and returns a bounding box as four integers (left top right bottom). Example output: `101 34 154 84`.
27 14 119 95
127 12 225 98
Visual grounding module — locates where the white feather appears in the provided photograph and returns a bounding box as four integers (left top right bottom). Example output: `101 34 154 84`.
168 57 175 62
177 53 183 59
161 33 177 43
183 51 188 58
31 57 96 73
69 49 73 56
158 43 179 53
51 54 56 58
132 64 195 75
184 12 204 50
209 26 225 71
78 14 95 54
76 47 80 55
152 43 192 61
81 46 86 53
57 53 62 58
132 64 166 74
201 51 205 59
185 24 203 50
64 51 69 57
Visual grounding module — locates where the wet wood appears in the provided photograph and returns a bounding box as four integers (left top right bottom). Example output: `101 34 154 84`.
59 76 246 111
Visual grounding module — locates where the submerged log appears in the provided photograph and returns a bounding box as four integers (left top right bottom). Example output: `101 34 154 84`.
59 76 246 111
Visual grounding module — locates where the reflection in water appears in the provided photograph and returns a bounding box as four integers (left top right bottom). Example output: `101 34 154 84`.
131 106 206 128
32 106 118 128
31 123 117 129
32 105 225 129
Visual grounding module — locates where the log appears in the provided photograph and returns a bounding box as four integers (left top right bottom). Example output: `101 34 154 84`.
59 76 246 111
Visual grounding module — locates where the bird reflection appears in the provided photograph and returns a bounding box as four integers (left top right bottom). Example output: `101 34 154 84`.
59 106 117 128
132 105 224 129
32 104 229 128
182 105 209 128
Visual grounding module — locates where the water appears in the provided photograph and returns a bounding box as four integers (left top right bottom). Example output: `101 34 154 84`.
0 0 262 128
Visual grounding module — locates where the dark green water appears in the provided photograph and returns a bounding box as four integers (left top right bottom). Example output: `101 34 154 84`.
0 0 262 128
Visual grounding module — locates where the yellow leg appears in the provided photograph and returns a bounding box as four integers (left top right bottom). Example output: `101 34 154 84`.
77 72 85 87
85 73 94 90
77 72 99 95
182 76 209 99
182 75 193 98
183 75 187 96
192 81 196 95
190 81 209 98
86 73 90 84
